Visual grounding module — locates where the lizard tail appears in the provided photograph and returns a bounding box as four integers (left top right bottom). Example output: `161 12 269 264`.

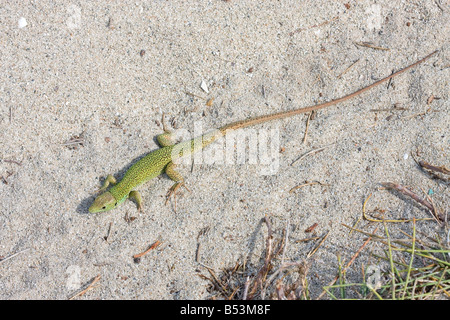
219 50 438 134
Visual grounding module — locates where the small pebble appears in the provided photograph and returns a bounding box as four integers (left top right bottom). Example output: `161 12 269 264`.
206 98 214 107
200 80 209 93
18 17 27 28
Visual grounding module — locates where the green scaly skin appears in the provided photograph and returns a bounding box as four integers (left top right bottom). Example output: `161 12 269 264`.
88 51 437 213
89 131 222 213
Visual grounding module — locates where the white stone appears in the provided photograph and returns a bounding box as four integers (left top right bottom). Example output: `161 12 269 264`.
18 17 27 28
200 80 209 93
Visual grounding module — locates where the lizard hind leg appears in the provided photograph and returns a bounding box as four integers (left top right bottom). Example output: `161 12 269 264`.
156 132 175 147
164 161 190 212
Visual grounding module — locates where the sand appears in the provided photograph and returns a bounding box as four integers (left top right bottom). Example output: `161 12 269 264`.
0 1 448 299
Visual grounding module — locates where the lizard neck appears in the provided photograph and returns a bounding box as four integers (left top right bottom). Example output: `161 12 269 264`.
108 184 129 204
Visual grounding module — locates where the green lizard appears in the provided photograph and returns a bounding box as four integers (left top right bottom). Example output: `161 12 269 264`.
89 51 437 213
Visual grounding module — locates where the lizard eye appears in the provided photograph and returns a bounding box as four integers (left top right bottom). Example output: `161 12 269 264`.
102 206 106 210
114 202 117 206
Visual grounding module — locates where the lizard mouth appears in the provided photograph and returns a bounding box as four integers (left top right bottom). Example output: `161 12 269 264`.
89 191 116 213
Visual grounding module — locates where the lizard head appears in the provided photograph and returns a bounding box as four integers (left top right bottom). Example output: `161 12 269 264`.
89 191 118 213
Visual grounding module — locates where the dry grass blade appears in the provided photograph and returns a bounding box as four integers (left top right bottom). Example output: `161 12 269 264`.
203 264 231 297
0 248 30 264
289 181 328 193
291 143 335 166
337 59 360 79
289 16 338 36
307 231 329 258
402 218 416 299
381 182 442 224
354 42 390 51
318 225 378 299
337 219 450 300
419 161 449 175
1 159 22 166
361 193 432 224
201 215 313 300
247 215 274 299
302 111 313 144
418 160 450 182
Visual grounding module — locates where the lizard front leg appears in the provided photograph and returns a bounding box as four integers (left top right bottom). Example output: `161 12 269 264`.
129 190 143 212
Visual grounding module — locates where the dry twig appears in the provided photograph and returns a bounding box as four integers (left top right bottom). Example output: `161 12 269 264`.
318 226 378 299
133 240 161 260
354 42 390 51
0 248 29 264
381 182 442 224
69 275 101 300
291 143 335 166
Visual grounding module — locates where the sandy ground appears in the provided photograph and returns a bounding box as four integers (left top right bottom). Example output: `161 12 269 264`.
0 1 448 299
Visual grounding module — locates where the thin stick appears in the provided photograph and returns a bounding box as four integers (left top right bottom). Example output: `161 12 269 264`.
255 215 274 300
289 16 339 36
61 138 85 146
402 218 416 299
418 160 450 175
133 240 161 259
318 225 377 299
242 276 250 300
347 226 379 269
307 230 330 258
280 220 290 265
291 143 335 166
370 106 408 112
1 159 22 166
195 243 201 263
401 109 430 120
0 248 30 264
354 42 390 51
184 91 206 100
104 222 113 242
383 218 396 299
296 236 321 243
337 59 360 79
305 223 318 233
381 182 440 223
362 192 432 223
349 193 371 235
302 111 312 144
289 181 328 193
69 275 101 300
